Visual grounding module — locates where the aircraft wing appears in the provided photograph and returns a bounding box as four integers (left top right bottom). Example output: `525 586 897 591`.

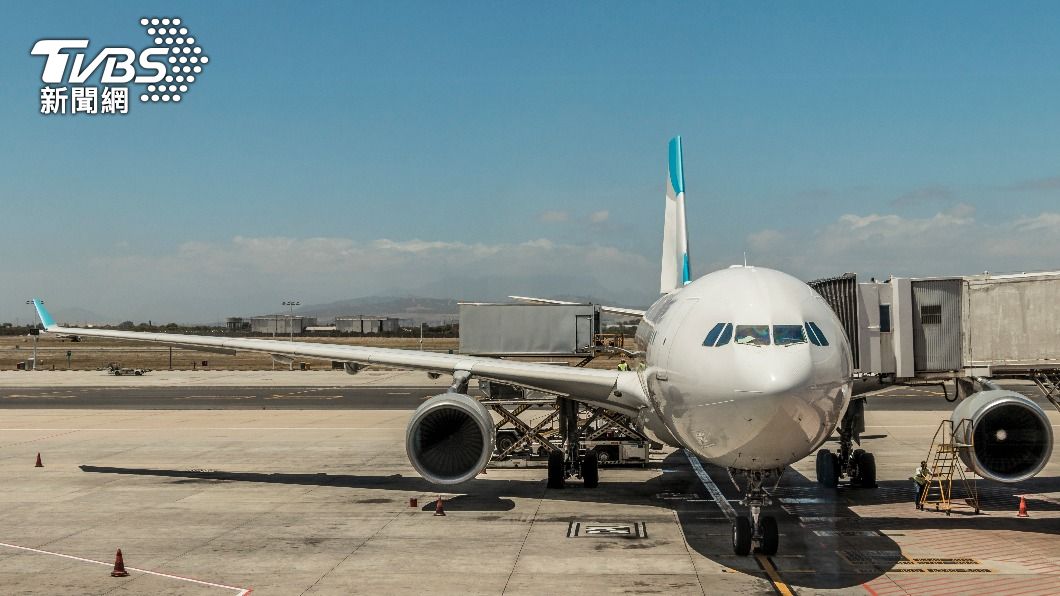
30 300 647 414
507 296 645 318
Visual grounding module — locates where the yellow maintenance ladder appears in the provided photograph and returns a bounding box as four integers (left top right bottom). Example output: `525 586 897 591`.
920 418 980 515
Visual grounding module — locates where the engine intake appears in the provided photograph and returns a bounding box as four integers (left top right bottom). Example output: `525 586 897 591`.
951 390 1053 483
406 393 494 485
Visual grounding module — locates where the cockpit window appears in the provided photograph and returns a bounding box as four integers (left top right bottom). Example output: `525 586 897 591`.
716 323 732 346
805 322 829 346
703 323 733 347
773 325 807 346
734 325 770 346
704 323 724 346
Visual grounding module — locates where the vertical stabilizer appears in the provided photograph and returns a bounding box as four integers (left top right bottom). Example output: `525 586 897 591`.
661 136 690 293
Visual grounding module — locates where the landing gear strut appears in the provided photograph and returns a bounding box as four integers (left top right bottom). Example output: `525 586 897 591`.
816 398 876 488
730 468 781 556
545 398 601 489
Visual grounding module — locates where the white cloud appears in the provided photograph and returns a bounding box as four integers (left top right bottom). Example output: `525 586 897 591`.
744 206 1060 279
74 235 656 322
1012 212 1060 232
589 210 610 223
747 229 784 252
539 210 569 223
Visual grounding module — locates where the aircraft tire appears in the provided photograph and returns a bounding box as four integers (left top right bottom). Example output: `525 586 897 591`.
857 452 877 488
582 450 599 488
732 517 752 556
758 516 779 555
817 449 839 488
547 450 565 489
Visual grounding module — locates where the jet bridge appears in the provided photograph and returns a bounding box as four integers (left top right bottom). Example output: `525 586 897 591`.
809 271 1060 411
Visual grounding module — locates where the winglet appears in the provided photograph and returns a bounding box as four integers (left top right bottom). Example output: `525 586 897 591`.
31 299 56 330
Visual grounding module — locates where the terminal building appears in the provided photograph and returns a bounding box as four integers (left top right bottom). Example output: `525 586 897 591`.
335 316 402 334
249 315 318 335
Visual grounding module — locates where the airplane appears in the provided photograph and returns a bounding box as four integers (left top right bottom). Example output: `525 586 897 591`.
30 136 1054 556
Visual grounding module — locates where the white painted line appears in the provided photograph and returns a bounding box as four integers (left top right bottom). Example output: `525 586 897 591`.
0 427 404 431
0 541 251 595
684 449 737 522
866 424 1060 428
386 392 412 395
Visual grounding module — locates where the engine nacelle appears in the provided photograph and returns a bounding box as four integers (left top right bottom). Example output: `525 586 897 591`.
405 392 494 485
951 390 1053 483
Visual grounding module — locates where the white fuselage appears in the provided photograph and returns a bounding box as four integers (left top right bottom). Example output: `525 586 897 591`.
634 265 853 470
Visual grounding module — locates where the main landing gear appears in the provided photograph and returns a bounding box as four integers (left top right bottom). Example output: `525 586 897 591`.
546 447 599 489
730 469 781 556
546 397 600 489
816 398 877 488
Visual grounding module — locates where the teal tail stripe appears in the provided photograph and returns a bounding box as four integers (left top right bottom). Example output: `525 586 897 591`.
668 136 684 195
682 253 690 284
32 299 56 329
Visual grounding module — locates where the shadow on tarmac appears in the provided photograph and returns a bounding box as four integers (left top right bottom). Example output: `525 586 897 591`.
79 453 1060 591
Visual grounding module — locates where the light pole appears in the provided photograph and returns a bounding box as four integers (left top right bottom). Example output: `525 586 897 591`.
282 300 300 371
25 300 39 371
282 301 300 342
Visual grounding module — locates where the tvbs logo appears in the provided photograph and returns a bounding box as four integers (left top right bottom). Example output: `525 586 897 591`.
31 17 208 115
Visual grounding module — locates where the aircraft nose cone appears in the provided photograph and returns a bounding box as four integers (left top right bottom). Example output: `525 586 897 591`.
734 349 814 397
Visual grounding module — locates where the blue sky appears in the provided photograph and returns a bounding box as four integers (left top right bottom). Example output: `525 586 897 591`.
3 2 1060 322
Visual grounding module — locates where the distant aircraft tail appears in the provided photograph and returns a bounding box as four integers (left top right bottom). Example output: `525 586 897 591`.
661 136 690 293
31 299 57 330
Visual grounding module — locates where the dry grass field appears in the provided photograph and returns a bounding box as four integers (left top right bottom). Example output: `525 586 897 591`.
0 334 625 371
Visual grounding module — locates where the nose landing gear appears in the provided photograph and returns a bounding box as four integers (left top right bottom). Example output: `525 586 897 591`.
730 468 781 556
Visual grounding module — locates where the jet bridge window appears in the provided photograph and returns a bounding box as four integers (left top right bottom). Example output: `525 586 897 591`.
805 322 829 346
920 304 942 325
734 325 770 346
703 323 733 347
773 325 806 346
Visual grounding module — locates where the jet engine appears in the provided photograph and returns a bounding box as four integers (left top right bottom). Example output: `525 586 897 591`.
405 392 495 485
950 390 1053 483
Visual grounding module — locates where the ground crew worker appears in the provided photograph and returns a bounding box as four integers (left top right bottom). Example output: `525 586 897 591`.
617 360 630 371
911 460 931 510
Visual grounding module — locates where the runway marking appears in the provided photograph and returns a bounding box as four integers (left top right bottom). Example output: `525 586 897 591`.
386 392 412 395
684 450 797 596
683 449 736 522
175 395 253 400
0 541 251 595
755 553 796 596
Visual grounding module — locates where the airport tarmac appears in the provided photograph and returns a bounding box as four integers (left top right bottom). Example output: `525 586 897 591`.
1 376 1058 595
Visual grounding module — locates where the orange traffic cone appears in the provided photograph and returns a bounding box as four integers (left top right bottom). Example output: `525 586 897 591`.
1017 495 1030 518
434 496 446 516
110 549 130 577
34 453 43 468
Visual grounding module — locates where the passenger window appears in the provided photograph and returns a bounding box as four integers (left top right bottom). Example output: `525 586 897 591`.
703 323 724 346
734 325 770 346
702 323 733 347
805 322 829 346
773 325 806 346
